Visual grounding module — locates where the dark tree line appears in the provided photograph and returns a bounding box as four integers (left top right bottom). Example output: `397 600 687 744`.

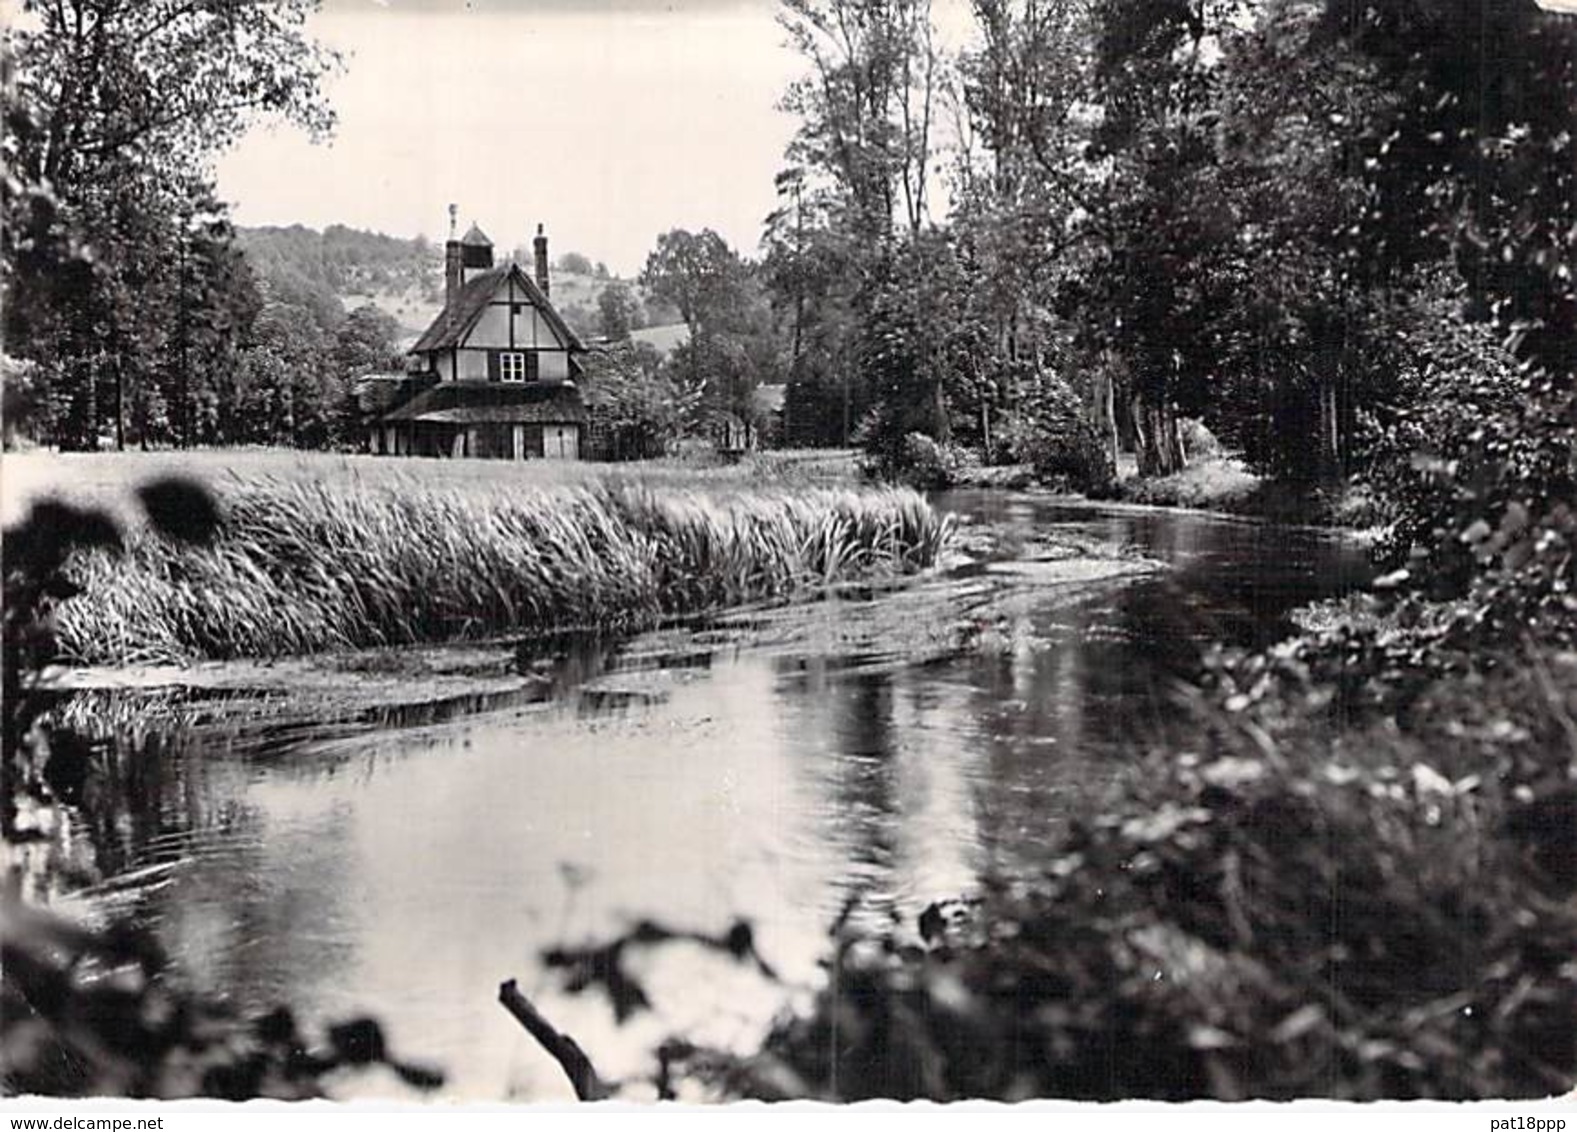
759 0 1575 506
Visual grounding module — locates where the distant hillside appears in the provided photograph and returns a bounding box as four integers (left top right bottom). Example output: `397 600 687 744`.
236 224 667 344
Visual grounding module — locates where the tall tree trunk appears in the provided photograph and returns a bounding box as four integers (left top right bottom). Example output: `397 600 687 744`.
1093 358 1119 469
932 378 951 444
113 350 124 451
1315 373 1343 483
1131 388 1184 477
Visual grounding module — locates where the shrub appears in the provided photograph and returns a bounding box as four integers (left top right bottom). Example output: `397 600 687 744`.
580 343 689 461
1178 417 1222 462
1004 380 1115 494
879 433 965 490
1359 294 1577 644
3 904 442 1098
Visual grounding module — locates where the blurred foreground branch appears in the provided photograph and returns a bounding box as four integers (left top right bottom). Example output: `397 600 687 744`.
496 979 611 1101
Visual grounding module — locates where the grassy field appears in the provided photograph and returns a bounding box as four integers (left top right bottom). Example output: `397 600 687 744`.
4 448 943 665
1 447 863 525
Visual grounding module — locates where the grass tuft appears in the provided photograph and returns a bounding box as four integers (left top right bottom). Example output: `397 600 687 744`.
53 476 949 665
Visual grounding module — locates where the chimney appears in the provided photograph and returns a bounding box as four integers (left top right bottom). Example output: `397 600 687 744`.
533 223 550 297
444 203 462 310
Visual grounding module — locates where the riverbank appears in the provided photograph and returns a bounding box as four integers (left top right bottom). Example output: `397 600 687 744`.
1113 456 1385 529
887 445 1385 531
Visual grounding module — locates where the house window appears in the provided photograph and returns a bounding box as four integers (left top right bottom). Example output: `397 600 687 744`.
499 352 527 382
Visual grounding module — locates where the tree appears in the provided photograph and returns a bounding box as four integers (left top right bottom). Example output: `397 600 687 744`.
1320 0 1576 385
766 0 951 456
596 282 642 342
3 0 339 450
640 229 782 433
950 0 1107 456
1073 0 1250 477
10 0 337 193
640 229 745 337
331 304 403 443
763 169 866 445
580 342 694 460
778 0 941 239
333 304 402 379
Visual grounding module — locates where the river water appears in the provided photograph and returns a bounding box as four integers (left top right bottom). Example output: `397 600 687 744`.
60 493 1370 1100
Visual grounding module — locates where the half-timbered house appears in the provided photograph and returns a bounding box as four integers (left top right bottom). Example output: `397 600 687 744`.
369 211 588 460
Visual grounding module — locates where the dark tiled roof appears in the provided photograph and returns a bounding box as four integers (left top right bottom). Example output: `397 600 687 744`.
379 381 588 425
355 372 437 415
408 262 586 356
409 267 502 354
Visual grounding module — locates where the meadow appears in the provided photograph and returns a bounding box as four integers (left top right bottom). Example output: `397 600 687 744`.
3 449 945 666
0 447 865 525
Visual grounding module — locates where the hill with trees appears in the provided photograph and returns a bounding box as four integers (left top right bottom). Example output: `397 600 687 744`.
237 224 672 345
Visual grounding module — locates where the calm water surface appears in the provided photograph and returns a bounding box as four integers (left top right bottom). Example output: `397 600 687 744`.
66 494 1369 1100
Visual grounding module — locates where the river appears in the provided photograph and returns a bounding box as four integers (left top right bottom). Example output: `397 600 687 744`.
56 493 1370 1101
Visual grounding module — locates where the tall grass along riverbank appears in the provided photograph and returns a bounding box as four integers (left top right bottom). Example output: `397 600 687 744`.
51 476 949 665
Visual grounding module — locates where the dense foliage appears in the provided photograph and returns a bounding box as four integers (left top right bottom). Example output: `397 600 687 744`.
580 342 693 460
1 0 345 451
759 0 1575 508
640 228 785 442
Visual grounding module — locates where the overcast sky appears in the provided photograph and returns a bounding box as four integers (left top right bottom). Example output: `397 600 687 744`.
214 0 807 274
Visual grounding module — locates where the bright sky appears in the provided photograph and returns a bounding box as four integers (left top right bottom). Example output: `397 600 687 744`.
214 0 808 274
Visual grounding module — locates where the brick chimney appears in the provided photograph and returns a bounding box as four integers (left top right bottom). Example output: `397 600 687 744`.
444 203 462 310
533 223 550 297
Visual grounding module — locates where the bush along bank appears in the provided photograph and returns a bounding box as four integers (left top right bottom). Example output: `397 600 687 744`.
51 477 951 665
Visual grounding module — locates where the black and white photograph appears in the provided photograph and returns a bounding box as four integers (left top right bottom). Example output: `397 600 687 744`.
2 0 1575 1111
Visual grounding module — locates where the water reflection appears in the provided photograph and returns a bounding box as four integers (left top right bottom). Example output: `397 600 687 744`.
57 497 1368 1099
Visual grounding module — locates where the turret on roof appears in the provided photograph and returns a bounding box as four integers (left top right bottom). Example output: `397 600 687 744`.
461 222 492 247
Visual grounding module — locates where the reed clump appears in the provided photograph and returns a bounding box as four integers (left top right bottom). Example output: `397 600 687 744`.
52 477 950 665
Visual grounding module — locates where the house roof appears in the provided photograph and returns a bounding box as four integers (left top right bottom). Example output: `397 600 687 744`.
409 262 586 356
379 380 588 425
461 222 492 247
